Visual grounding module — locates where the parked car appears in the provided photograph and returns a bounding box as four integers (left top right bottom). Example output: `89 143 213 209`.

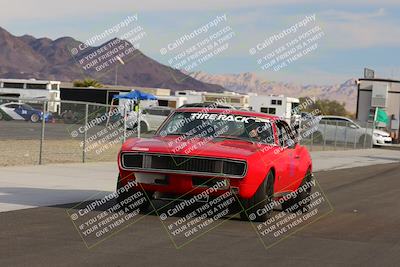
117 108 313 222
0 102 53 123
313 116 391 146
126 106 173 132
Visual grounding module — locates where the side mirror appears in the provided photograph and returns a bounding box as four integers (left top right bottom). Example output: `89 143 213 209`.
349 124 357 129
286 138 297 149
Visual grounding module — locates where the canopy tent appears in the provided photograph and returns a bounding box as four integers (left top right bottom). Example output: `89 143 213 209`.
109 90 157 139
112 90 157 101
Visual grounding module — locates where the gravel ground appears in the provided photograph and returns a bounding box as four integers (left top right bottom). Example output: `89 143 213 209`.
0 139 121 166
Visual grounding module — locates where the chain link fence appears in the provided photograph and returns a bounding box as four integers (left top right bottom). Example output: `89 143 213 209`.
0 97 154 166
0 97 375 166
299 117 375 151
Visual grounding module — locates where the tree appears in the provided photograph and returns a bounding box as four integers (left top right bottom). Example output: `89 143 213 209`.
73 79 103 88
299 97 350 117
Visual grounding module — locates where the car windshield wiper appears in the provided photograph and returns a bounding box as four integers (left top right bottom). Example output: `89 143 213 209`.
157 133 188 137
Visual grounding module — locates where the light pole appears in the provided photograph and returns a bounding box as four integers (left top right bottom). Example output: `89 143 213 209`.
114 56 125 85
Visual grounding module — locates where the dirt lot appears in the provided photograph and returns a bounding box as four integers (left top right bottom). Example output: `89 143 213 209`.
0 139 121 166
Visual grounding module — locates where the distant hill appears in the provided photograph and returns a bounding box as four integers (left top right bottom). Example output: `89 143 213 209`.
0 27 225 92
188 71 358 112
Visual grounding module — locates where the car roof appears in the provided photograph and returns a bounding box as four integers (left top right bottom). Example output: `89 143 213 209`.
145 106 173 110
175 107 280 120
320 115 351 120
2 102 20 105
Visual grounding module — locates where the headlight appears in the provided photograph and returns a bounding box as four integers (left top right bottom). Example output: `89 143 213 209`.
373 133 386 138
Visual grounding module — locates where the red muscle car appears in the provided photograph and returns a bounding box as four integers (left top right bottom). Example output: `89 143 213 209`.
117 108 313 221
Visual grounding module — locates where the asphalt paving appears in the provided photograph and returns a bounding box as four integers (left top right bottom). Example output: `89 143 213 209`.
1 163 400 266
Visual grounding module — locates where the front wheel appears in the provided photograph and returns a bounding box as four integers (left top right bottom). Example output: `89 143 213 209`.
240 171 275 222
282 170 313 212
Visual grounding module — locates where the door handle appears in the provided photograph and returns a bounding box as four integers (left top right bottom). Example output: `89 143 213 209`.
294 155 301 159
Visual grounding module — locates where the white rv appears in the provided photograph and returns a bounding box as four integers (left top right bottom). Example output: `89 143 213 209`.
248 94 300 124
0 78 61 113
174 90 250 109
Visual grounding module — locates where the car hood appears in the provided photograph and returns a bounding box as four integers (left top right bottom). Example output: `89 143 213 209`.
121 136 263 160
373 129 390 137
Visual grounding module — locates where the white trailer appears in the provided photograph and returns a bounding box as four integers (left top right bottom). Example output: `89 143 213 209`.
0 78 61 113
175 90 250 109
248 94 300 124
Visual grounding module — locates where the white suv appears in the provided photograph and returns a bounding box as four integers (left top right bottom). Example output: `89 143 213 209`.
313 116 392 146
126 106 173 132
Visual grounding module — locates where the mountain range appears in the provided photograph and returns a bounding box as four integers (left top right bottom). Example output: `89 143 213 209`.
0 26 357 112
0 26 224 92
188 72 357 112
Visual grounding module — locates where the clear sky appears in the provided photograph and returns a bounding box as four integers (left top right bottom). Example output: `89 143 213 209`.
1 0 399 85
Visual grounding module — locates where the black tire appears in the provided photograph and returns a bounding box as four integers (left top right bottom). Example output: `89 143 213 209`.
140 122 148 133
116 174 152 212
30 113 40 123
0 111 3 120
282 170 313 212
240 171 275 222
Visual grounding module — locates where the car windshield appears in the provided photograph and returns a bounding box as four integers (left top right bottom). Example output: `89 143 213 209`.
158 111 275 144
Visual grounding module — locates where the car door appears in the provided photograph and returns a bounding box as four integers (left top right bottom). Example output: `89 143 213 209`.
343 119 359 144
148 108 171 131
273 120 298 193
15 104 31 120
143 109 160 131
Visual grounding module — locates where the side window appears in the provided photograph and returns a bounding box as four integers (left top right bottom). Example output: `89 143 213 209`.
276 121 296 147
260 107 276 115
146 109 158 115
6 104 19 109
162 109 172 116
149 109 167 116
276 122 288 146
320 118 337 126
336 119 348 127
258 122 275 144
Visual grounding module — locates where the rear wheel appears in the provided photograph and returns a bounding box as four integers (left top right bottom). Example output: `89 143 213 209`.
30 113 40 123
240 171 274 222
140 122 148 133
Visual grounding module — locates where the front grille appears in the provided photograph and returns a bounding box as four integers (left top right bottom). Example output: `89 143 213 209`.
121 153 246 178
